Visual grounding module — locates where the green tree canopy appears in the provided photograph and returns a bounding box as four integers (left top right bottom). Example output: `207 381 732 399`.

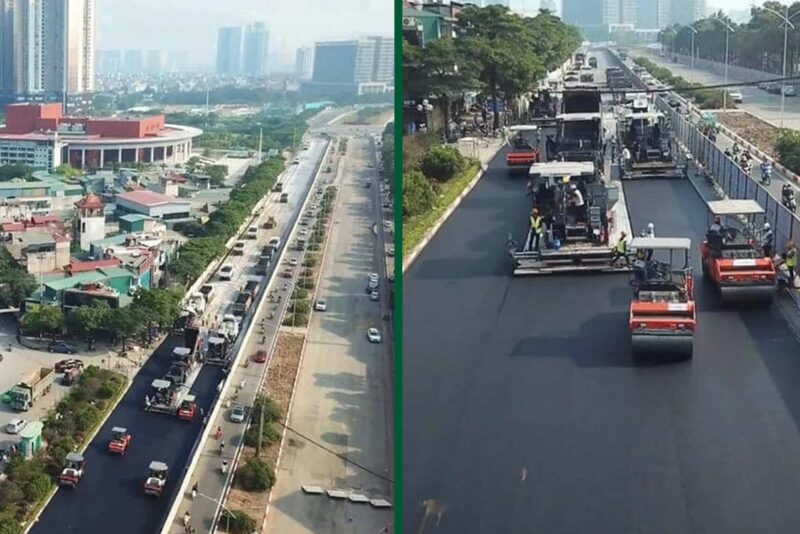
21 305 64 339
67 301 111 341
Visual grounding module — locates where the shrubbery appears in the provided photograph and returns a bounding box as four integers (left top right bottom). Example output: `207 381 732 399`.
236 457 276 492
219 509 257 534
776 129 800 174
420 146 465 181
403 170 438 217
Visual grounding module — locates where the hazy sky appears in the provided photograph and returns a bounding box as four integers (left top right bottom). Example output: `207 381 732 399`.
97 0 393 68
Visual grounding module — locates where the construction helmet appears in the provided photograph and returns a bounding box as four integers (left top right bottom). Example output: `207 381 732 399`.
647 222 654 230
764 222 771 230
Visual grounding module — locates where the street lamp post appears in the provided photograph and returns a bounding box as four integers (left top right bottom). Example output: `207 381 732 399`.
758 4 800 128
686 25 699 83
710 15 735 111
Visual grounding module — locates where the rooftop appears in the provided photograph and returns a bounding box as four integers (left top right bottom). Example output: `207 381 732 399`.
117 190 190 207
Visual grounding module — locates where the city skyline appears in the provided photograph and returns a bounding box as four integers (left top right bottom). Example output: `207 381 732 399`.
96 0 391 70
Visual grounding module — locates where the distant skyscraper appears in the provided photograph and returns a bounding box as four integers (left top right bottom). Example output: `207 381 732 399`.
295 46 314 80
0 0 95 97
354 36 393 83
242 23 269 76
637 0 670 28
122 50 143 73
540 0 557 12
670 0 705 24
562 0 604 26
604 0 637 26
216 26 243 75
145 50 167 73
306 37 393 96
97 50 122 74
312 41 358 84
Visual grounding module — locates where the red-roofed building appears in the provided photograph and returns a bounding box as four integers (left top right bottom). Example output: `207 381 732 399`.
66 258 122 274
116 190 191 220
0 103 202 171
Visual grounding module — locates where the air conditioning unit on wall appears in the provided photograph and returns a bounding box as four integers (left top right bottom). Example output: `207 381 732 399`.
402 17 419 29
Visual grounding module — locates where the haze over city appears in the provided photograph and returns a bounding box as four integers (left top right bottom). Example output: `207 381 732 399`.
97 0 393 70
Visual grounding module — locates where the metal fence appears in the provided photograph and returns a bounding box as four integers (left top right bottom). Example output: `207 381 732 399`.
655 94 800 250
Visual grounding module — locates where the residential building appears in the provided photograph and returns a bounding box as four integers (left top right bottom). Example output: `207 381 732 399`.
0 103 202 171
0 172 83 218
216 26 243 75
75 193 105 251
2 217 71 276
0 0 95 99
242 23 269 76
97 50 122 74
670 0 706 25
295 46 314 80
145 50 166 73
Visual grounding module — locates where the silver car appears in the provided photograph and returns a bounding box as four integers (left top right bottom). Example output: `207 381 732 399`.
230 405 246 423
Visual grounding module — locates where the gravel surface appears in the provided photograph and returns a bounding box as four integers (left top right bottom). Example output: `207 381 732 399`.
718 111 780 159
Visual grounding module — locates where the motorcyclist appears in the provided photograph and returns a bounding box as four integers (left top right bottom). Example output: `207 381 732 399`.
760 160 772 182
732 143 740 155
783 183 793 201
762 222 774 258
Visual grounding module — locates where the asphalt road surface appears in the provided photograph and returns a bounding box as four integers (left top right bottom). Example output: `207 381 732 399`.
403 140 800 533
31 337 225 534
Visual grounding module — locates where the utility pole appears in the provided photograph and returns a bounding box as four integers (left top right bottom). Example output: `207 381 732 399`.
256 395 264 455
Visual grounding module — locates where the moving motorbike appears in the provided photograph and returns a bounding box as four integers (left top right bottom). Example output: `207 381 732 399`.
760 163 772 185
783 185 797 212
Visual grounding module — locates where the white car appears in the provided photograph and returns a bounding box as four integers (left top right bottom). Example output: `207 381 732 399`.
268 237 281 248
783 85 797 97
289 258 299 266
729 91 743 103
369 290 380 301
299 229 308 236
230 404 246 423
315 299 327 311
6 419 26 434
367 328 382 343
368 273 379 284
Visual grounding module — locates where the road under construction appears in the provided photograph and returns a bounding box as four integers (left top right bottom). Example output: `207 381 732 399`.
404 48 800 534
29 139 328 534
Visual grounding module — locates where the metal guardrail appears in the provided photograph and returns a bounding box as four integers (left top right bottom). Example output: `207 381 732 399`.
608 48 800 254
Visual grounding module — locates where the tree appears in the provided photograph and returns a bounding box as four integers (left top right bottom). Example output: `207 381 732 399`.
67 301 110 342
420 146 465 181
206 164 228 186
0 164 33 182
403 38 482 134
456 5 545 128
21 305 64 339
403 170 438 218
53 164 82 179
219 510 257 534
0 268 37 308
132 288 182 337
0 511 22 534
104 307 144 349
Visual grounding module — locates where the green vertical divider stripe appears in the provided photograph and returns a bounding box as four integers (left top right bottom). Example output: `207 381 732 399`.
393 0 403 531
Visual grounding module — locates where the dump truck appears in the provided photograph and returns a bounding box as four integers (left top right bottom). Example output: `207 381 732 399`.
243 280 260 299
264 216 276 229
232 291 253 316
9 367 54 411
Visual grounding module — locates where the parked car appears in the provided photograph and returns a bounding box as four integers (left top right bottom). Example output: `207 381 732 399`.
369 290 380 301
49 341 77 354
367 328 382 343
783 85 797 97
281 269 293 278
315 299 327 311
219 264 235 281
5 419 26 434
232 241 246 255
230 405 246 423
729 91 743 103
55 358 83 373
253 350 268 363
289 258 299 266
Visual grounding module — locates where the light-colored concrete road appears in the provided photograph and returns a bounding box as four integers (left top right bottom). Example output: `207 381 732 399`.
265 137 393 534
165 135 330 534
638 50 800 130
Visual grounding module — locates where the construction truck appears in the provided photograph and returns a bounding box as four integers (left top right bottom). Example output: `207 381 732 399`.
505 125 541 175
9 368 54 411
700 199 776 304
509 161 630 275
144 379 180 414
550 87 603 163
58 452 85 488
588 56 598 68
165 347 196 386
205 335 231 366
574 51 586 68
628 237 696 360
107 426 132 455
619 110 685 179
62 365 83 386
144 461 168 497
219 314 240 341
232 291 253 316
243 280 260 299
529 89 557 123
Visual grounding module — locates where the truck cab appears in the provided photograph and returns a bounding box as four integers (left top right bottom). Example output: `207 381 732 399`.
177 394 197 421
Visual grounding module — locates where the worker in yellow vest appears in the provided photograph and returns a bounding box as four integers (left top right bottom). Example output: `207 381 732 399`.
528 208 543 251
785 240 797 282
611 231 629 266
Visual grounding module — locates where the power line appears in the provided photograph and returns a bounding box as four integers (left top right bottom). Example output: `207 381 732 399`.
273 419 394 484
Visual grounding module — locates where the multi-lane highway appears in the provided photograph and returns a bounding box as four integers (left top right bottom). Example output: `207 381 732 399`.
30 138 327 534
404 50 800 534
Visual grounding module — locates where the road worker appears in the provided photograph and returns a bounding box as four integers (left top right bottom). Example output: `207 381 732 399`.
611 231 629 266
785 241 797 281
527 208 544 251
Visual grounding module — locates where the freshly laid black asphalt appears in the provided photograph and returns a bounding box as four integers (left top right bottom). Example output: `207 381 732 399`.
403 144 800 533
31 337 224 533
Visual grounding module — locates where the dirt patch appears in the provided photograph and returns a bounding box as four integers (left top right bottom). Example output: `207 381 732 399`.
224 331 305 525
718 111 781 159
